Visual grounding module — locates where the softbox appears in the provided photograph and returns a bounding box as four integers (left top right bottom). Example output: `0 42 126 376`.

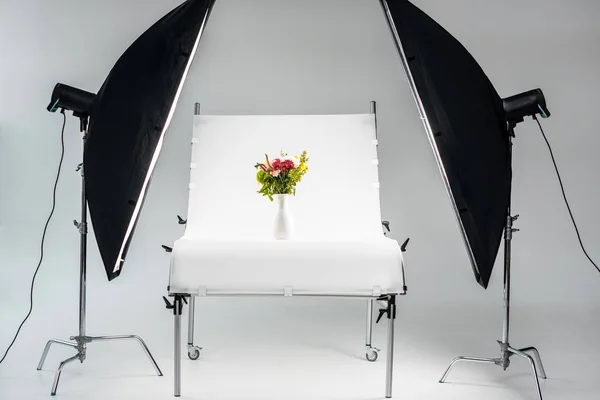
381 0 511 288
85 0 215 280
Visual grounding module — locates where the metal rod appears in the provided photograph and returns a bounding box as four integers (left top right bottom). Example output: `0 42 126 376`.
518 346 547 379
508 346 543 400
502 216 512 344
174 310 182 397
188 296 196 345
90 335 163 376
366 300 373 347
439 356 498 383
378 0 479 279
51 354 80 396
385 301 396 398
168 291 403 298
37 340 77 370
502 136 514 345
79 134 88 338
194 102 201 116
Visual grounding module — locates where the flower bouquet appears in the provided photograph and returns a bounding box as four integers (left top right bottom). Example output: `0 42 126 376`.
254 151 309 239
254 150 309 201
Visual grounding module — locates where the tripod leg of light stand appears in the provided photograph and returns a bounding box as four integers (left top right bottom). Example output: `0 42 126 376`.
508 346 544 400
439 356 498 383
37 339 78 370
89 335 163 376
518 346 547 378
51 353 80 396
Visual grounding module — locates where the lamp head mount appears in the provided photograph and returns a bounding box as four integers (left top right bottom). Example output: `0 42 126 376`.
503 88 550 125
47 83 96 115
47 83 96 132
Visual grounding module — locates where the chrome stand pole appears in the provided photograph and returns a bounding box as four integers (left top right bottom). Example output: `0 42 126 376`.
439 134 546 400
36 118 162 396
78 155 87 341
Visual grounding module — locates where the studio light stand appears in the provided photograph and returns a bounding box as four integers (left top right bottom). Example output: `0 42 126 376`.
378 1 552 398
439 120 547 400
38 84 163 395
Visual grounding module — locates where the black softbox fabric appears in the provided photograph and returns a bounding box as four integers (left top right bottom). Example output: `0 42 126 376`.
85 0 214 281
385 0 511 288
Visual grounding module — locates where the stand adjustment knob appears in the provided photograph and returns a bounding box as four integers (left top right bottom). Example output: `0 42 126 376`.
162 296 187 310
376 308 387 323
382 221 391 232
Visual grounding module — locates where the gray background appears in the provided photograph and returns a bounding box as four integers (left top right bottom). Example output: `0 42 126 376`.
0 2 599 397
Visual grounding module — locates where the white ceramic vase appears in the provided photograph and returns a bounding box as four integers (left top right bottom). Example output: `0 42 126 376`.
273 194 293 240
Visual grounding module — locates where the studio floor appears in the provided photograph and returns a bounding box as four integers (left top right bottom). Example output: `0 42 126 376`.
1 300 598 400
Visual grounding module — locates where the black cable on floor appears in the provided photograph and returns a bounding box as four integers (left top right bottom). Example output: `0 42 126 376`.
0 110 67 364
534 115 600 274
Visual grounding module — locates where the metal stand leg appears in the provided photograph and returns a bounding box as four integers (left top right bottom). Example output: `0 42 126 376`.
51 354 80 396
385 296 396 398
187 296 201 360
89 335 163 376
518 346 547 378
508 346 544 400
173 295 184 397
365 299 379 361
37 340 77 371
439 356 497 383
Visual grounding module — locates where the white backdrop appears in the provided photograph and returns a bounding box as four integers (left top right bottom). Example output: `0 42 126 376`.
186 114 383 239
1 1 599 398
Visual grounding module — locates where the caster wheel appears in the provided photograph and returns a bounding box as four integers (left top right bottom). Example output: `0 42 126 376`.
366 350 378 362
188 346 201 360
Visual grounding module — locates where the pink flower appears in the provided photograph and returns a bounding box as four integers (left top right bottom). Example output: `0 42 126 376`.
281 156 296 168
271 158 295 173
270 169 281 177
281 159 295 171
